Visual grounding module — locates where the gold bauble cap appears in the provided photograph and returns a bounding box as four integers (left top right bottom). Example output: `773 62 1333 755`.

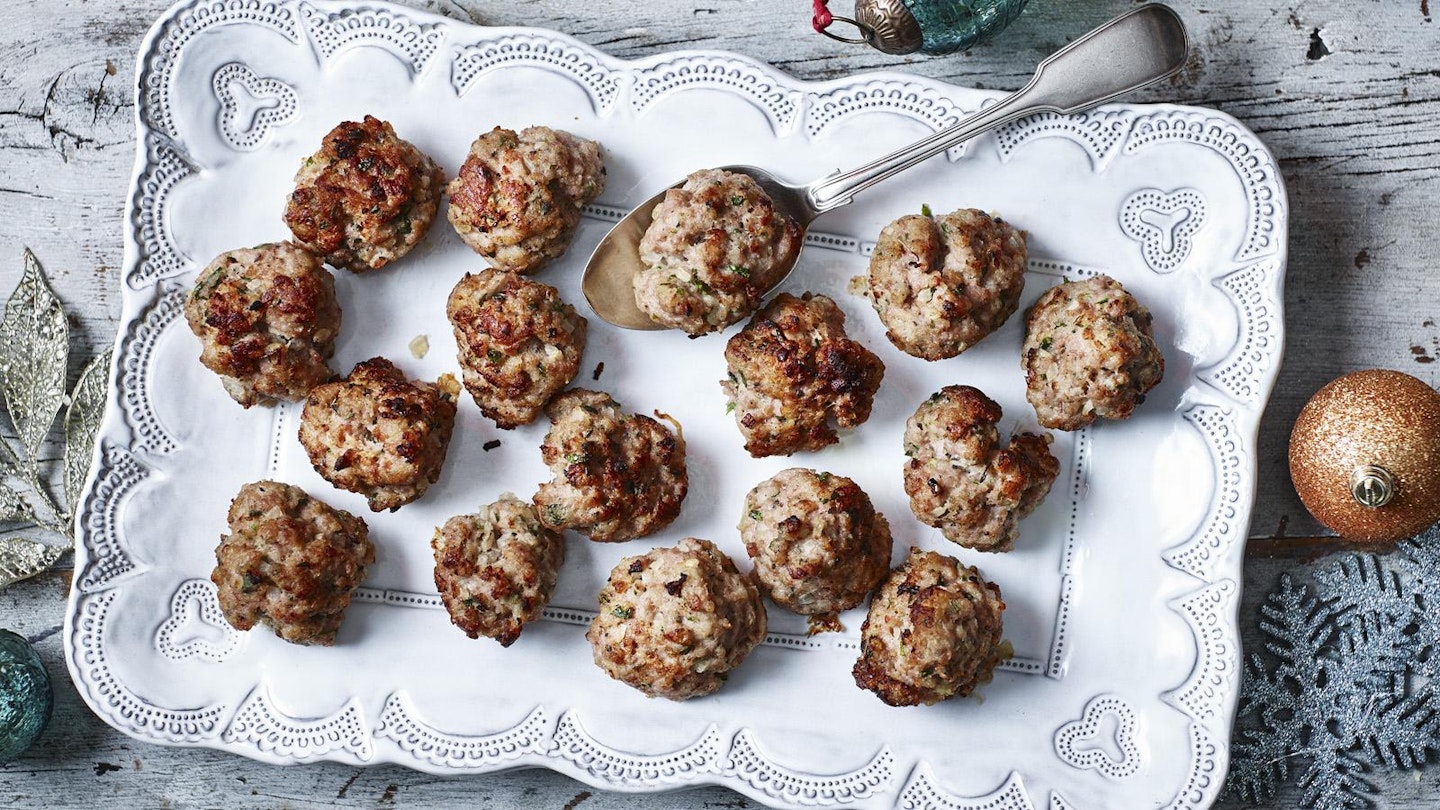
854 0 925 55
1289 369 1440 543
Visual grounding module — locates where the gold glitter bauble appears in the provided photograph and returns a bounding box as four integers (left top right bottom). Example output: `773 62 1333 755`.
1289 369 1440 543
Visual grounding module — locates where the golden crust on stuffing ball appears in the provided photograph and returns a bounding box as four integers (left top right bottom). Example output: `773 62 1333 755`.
532 389 687 542
446 126 605 273
587 537 766 700
432 494 565 646
299 357 459 512
185 241 340 408
739 468 892 616
866 209 1027 360
446 269 587 429
852 547 1006 706
211 480 373 646
1022 275 1164 431
903 385 1058 552
284 116 444 272
635 168 802 335
721 292 884 457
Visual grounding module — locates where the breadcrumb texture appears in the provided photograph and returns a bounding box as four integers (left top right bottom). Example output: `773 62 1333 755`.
852 547 1006 706
866 209 1027 360
432 494 565 646
446 126 605 273
1022 275 1164 431
185 241 340 408
211 480 373 646
739 468 892 616
533 389 688 542
635 168 802 335
447 269 587 429
587 537 767 700
284 116 444 272
721 292 884 457
299 357 459 512
903 385 1058 552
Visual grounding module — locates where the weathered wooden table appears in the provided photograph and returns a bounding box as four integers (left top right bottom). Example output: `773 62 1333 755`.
2 0 1438 807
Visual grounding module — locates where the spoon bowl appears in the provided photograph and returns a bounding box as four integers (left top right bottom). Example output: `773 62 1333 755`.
580 186 669 331
583 4 1190 331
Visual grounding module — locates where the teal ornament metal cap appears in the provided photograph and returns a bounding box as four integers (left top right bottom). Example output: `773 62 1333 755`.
0 629 52 762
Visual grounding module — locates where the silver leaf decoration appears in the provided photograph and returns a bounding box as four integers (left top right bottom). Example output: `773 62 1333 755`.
0 249 70 459
64 348 111 517
0 479 32 523
0 536 64 589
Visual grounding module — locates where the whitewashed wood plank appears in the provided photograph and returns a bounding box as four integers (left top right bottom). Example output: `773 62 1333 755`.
3 0 1440 807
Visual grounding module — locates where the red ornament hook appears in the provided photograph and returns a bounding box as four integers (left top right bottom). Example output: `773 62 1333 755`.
812 0 834 32
812 0 875 45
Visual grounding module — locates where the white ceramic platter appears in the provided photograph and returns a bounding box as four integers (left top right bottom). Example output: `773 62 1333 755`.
64 1 1287 808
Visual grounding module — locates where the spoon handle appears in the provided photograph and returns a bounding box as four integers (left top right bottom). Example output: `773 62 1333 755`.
804 4 1189 215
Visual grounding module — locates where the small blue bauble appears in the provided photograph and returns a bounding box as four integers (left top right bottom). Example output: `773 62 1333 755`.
900 0 1030 54
0 629 53 763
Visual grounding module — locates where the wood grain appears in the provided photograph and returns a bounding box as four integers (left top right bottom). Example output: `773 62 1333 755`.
1 0 1438 807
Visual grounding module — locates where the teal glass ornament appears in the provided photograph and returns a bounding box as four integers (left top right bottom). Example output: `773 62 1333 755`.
816 0 1029 55
0 629 52 763
899 0 1030 54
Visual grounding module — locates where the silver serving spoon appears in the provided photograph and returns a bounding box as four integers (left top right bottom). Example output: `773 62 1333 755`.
582 4 1190 331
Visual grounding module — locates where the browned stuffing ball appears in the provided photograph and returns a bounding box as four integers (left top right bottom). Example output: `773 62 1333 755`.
1022 275 1164 431
586 537 767 700
432 494 565 646
903 385 1058 552
866 208 1027 360
533 389 687 542
446 269 587 429
211 480 373 646
298 357 459 512
446 126 605 273
853 547 1006 706
284 116 445 272
184 242 340 408
721 292 885 457
739 468 892 617
635 168 803 335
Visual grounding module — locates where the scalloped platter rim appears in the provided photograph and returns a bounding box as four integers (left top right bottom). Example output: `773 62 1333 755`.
63 1 1287 809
